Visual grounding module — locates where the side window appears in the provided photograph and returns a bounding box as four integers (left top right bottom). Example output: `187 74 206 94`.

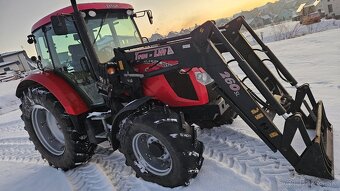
45 19 86 73
33 29 53 69
328 4 333 13
50 33 85 73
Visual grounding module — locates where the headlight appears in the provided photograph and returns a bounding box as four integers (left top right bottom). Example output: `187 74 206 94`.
194 72 214 85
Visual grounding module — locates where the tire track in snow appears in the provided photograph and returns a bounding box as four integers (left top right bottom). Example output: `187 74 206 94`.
1 117 339 190
0 120 26 139
64 146 137 191
0 120 44 165
65 162 115 191
0 142 44 164
92 149 137 191
0 137 31 146
198 126 340 191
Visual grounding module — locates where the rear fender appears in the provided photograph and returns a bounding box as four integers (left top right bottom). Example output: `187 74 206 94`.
16 71 89 115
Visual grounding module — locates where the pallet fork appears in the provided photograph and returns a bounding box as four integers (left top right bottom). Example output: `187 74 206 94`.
114 16 334 179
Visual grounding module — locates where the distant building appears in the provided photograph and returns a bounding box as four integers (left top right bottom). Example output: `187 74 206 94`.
296 0 322 17
0 61 20 73
0 50 34 73
294 0 323 24
321 0 340 19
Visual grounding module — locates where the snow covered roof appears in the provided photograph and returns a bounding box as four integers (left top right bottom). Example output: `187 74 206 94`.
0 61 18 67
0 50 24 58
313 0 321 6
297 3 306 13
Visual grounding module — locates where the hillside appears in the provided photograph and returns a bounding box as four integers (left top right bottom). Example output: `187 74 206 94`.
150 0 315 41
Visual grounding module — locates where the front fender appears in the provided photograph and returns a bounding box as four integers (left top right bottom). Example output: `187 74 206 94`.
16 71 89 115
112 96 152 124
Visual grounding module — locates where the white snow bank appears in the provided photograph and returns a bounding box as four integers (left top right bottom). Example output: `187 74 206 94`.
0 162 72 191
0 79 21 115
245 19 340 45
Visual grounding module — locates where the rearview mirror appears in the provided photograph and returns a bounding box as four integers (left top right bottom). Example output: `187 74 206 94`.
141 37 149 43
134 10 153 25
147 10 153 24
51 15 68 35
27 34 36 44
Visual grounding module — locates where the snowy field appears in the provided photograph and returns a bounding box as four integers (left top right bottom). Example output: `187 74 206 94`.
251 19 340 44
0 28 340 191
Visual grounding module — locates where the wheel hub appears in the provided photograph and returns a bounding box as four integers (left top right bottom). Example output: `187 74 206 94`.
148 142 164 158
31 105 65 156
132 133 172 176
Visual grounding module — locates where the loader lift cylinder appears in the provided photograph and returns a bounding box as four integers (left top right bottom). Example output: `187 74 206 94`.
206 24 287 115
240 19 298 86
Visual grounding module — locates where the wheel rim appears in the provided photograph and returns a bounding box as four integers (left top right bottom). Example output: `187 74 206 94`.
31 105 65 156
132 133 173 176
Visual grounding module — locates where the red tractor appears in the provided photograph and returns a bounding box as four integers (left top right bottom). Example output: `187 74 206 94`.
17 0 334 187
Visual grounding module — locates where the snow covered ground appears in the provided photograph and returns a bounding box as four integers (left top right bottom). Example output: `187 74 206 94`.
246 19 340 45
0 28 340 191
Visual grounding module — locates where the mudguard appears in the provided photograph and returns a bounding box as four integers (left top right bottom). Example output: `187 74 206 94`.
16 71 89 115
109 96 151 149
112 96 152 127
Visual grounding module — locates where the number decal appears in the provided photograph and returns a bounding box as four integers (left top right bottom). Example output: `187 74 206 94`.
219 71 241 96
251 107 264 120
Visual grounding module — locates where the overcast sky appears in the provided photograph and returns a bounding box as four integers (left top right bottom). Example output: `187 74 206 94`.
0 0 274 56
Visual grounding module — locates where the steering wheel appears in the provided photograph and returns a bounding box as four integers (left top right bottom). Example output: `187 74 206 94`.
98 46 114 63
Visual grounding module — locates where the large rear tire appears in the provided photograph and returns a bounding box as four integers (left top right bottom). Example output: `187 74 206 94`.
118 105 204 187
20 87 96 170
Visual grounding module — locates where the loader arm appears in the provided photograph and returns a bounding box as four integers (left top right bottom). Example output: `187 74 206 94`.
113 16 334 180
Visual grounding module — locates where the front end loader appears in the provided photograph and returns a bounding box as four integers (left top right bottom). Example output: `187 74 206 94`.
17 0 334 188
114 17 334 180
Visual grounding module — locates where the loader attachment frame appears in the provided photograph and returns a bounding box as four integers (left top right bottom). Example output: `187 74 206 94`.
113 16 334 179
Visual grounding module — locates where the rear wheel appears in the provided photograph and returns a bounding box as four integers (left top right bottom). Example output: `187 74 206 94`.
20 87 96 170
31 105 65 156
118 106 204 187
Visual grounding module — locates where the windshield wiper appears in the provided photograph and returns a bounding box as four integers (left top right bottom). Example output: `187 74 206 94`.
93 13 109 44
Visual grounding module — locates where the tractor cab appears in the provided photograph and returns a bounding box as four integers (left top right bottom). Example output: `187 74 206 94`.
28 3 150 106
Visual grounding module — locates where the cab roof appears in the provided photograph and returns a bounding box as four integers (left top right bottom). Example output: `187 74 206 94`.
31 2 133 32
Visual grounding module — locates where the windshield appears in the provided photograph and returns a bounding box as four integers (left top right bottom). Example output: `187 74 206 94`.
86 11 142 63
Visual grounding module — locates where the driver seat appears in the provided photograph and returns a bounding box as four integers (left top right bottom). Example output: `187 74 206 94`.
68 44 85 71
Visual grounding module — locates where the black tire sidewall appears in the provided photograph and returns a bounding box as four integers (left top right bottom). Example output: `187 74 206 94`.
22 89 84 169
119 108 203 187
123 122 187 186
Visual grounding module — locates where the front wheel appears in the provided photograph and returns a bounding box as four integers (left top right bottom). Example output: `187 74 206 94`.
118 106 204 187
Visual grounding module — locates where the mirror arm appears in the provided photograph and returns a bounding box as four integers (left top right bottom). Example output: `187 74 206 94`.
141 37 149 43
